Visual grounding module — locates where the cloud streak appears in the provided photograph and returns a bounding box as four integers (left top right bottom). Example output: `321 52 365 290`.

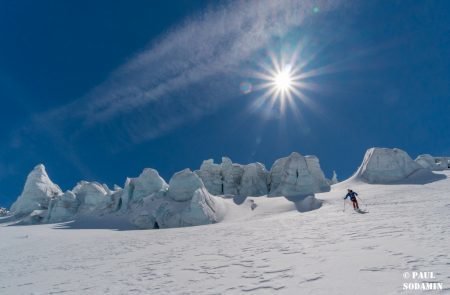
41 0 343 142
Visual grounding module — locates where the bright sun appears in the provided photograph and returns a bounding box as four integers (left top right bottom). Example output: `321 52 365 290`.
274 70 292 91
248 46 318 115
247 43 327 116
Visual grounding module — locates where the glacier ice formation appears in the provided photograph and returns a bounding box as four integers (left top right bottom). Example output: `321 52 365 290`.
7 151 341 228
353 147 436 184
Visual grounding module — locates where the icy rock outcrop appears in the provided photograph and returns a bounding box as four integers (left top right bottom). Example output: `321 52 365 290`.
195 160 223 195
355 148 424 183
269 152 330 196
10 164 62 217
239 163 269 197
221 157 244 195
415 154 442 171
305 156 331 192
168 169 205 202
121 168 168 211
46 191 80 223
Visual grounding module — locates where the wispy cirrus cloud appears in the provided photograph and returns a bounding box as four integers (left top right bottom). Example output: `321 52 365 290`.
41 0 344 143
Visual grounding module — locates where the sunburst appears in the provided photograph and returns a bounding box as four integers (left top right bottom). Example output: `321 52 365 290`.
248 45 320 116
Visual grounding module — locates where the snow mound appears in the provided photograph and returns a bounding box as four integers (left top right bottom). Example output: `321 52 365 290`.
354 148 427 183
295 195 323 212
10 164 62 217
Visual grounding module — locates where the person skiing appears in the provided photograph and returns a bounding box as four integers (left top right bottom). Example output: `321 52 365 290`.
344 189 359 210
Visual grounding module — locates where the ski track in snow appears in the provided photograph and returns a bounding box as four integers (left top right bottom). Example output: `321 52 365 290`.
1 172 449 294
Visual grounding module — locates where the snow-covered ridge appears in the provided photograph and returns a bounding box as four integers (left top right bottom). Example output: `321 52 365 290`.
8 152 330 229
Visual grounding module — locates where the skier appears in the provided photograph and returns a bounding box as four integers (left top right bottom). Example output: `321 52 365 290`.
344 189 359 210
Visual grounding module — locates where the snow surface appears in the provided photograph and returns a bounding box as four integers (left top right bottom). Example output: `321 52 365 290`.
1 171 449 294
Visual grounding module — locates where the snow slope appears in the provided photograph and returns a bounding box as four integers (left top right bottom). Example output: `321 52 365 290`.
0 171 449 294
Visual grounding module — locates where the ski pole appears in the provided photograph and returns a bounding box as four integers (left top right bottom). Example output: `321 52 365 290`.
356 196 367 210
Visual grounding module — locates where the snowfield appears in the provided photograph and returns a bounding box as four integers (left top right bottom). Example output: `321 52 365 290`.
1 171 449 294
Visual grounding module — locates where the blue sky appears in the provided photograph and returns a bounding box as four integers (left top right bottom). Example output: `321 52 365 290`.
1 0 449 208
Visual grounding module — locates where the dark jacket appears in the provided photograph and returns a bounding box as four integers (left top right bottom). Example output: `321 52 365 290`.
344 191 358 201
